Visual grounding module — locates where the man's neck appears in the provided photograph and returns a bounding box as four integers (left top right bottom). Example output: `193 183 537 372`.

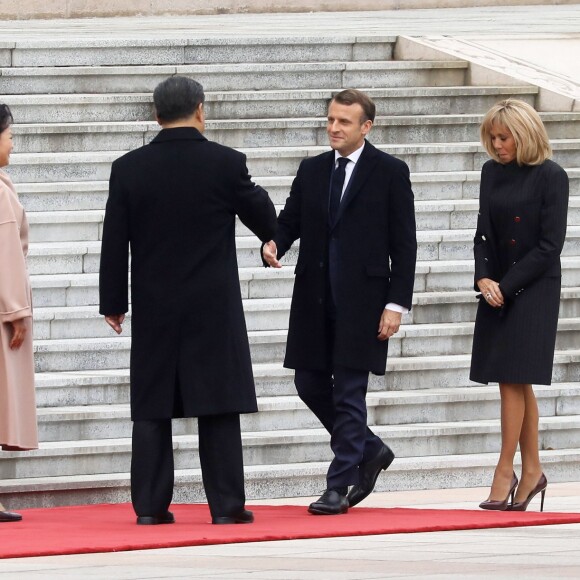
161 120 203 131
158 112 203 133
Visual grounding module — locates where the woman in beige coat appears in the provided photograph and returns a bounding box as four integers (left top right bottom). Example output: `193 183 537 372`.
0 104 38 522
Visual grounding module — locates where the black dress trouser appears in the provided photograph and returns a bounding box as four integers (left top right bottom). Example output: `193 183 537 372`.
294 316 384 490
131 413 246 519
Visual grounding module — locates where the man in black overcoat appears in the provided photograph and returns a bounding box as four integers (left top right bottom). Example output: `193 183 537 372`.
99 76 277 525
263 89 417 514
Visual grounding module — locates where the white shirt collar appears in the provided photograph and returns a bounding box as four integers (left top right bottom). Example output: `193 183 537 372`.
334 141 365 165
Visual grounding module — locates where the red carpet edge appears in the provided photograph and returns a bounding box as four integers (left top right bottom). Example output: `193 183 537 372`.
3 503 580 559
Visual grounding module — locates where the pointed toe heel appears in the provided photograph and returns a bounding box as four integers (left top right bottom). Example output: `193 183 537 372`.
479 472 518 511
510 473 547 512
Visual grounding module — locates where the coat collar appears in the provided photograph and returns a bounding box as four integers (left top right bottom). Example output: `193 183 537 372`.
328 140 379 228
150 126 207 144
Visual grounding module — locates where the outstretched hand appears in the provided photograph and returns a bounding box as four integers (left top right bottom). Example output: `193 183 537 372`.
262 240 282 268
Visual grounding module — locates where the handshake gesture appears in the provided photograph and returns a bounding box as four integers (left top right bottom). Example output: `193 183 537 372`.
262 240 282 269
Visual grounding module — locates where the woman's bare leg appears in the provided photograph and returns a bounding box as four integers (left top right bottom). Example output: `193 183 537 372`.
514 384 543 502
487 383 525 501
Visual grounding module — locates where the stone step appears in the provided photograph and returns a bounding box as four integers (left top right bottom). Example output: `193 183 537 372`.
7 142 580 183
24 237 272 275
412 257 580 293
412 226 580 262
410 287 580 322
32 360 580 413
0 60 468 95
3 448 579 508
26 196 580 243
33 200 578 247
34 370 131 407
374 350 580 392
6 36 396 68
15 168 580 212
268 226 580 265
31 323 580 385
29 257 580 310
2 413 580 479
12 112 580 153
22 225 580 274
30 276 580 340
5 86 537 124
31 314 580 365
27 210 103 243
244 197 580 236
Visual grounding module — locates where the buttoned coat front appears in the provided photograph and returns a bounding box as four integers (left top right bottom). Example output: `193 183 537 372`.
99 127 277 420
273 140 417 375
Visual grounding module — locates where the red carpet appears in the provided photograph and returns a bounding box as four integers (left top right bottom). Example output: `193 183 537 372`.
3 503 580 559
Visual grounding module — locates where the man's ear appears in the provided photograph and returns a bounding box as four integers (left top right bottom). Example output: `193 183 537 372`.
155 113 163 127
195 102 204 121
362 119 373 137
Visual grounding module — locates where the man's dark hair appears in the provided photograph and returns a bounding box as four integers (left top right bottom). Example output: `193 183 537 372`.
331 89 376 123
0 104 13 134
153 76 205 123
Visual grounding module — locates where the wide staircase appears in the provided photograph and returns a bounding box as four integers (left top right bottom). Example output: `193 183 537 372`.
1 36 579 508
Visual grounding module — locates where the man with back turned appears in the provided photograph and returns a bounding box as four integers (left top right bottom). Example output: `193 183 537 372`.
99 76 277 525
262 89 417 514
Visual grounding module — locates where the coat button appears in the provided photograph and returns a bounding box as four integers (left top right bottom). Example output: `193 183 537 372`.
319 261 324 268
318 298 323 305
514 216 521 223
510 239 516 246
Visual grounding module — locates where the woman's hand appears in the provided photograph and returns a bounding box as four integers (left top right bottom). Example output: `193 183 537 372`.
477 277 504 308
9 318 27 350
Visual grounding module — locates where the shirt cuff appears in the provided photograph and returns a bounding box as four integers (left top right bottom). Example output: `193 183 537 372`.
385 303 408 314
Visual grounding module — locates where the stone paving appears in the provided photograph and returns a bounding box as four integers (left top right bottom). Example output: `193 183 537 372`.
1 4 579 578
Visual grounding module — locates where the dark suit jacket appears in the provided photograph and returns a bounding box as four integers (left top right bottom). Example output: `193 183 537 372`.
273 140 417 375
99 127 277 420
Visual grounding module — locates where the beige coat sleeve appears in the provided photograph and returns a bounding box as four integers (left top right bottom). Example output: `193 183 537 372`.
0 185 32 323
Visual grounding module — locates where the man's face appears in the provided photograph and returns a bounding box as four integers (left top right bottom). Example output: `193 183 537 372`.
327 100 372 157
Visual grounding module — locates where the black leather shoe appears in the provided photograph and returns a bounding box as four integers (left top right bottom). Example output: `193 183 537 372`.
347 445 395 507
308 489 348 515
212 509 254 525
0 510 22 522
136 511 175 525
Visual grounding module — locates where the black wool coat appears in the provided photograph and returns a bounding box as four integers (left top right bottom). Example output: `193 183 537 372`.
273 140 417 375
99 127 277 420
470 158 569 385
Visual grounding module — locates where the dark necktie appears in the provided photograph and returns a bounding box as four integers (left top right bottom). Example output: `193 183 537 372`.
329 157 349 223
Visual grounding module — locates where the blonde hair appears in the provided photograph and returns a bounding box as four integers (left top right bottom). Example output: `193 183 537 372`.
480 99 552 165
